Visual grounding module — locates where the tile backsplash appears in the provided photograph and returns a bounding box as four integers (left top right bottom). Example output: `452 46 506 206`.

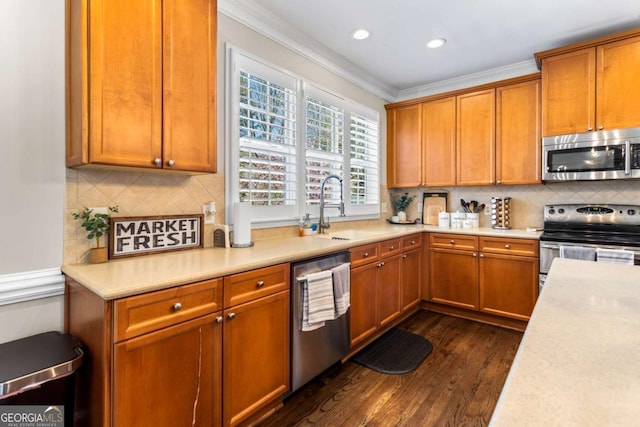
65 167 639 264
392 180 640 229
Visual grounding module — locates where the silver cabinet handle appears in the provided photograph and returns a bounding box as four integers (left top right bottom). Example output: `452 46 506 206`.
167 159 176 167
479 253 484 258
389 245 395 250
215 316 223 324
587 127 594 131
598 125 604 130
504 244 510 249
402 254 407 259
377 261 385 267
256 280 265 288
411 240 415 245
363 252 369 257
172 302 183 312
227 312 236 320
449 240 455 245
472 253 477 257
153 157 162 166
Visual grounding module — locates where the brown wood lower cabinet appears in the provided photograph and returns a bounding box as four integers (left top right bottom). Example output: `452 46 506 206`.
113 313 222 426
350 234 422 349
428 233 539 326
66 263 290 427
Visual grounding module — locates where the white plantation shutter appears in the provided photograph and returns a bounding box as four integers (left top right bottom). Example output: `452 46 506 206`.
348 108 380 215
304 85 344 212
231 52 299 221
229 49 380 224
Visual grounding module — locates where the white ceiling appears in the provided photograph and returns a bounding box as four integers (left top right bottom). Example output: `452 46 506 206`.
221 0 640 101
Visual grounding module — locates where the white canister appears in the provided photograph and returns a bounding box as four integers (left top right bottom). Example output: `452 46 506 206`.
438 212 450 228
466 212 480 228
451 211 466 228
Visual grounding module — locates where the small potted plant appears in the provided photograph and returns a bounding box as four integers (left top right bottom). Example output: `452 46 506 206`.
391 192 415 222
72 206 119 264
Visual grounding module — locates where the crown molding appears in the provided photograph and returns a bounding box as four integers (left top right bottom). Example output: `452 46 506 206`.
219 0 398 102
396 59 539 101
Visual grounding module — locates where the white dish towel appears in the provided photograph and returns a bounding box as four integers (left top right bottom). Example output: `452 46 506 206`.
302 269 335 331
331 263 351 318
596 248 635 265
559 246 596 261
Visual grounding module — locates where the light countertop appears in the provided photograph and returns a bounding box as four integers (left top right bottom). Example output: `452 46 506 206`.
62 224 540 300
490 258 640 426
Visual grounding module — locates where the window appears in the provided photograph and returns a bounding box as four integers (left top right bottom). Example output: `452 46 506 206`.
229 49 380 226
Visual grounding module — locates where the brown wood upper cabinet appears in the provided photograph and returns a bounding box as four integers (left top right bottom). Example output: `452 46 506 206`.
66 0 217 173
386 74 541 187
537 30 640 136
387 104 422 187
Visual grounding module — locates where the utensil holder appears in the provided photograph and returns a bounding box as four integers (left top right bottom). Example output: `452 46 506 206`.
491 197 511 229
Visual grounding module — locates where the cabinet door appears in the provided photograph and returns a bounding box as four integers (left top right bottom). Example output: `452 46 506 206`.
387 104 422 187
596 35 640 131
223 291 290 427
429 248 478 310
422 97 456 186
401 248 422 312
113 313 222 427
377 254 402 328
456 89 495 185
163 0 217 172
88 0 163 168
541 48 596 136
350 262 378 347
479 253 538 321
496 80 541 185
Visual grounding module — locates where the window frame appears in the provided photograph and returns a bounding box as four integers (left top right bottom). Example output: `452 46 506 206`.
226 46 380 228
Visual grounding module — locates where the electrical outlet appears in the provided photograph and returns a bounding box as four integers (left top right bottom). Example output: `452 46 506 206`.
90 207 108 215
203 201 216 224
381 202 388 214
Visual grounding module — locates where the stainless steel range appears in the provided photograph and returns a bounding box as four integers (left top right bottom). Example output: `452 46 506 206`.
539 204 640 288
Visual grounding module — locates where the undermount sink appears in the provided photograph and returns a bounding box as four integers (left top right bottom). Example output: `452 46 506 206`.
313 229 388 241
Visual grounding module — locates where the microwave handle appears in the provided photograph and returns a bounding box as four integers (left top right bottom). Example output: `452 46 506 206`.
625 140 631 175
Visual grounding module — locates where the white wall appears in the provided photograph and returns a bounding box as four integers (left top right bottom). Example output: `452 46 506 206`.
0 1 65 343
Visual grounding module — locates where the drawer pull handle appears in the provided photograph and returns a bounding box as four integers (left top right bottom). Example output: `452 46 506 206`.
450 240 455 245
411 240 415 245
256 280 265 288
402 254 407 259
480 253 484 258
504 244 511 249
215 316 223 324
377 261 385 267
227 312 236 320
389 245 395 250
363 252 369 257
172 302 183 312
472 253 477 257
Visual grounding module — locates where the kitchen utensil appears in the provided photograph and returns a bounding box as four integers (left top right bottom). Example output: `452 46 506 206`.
468 200 478 213
476 203 485 214
460 199 469 213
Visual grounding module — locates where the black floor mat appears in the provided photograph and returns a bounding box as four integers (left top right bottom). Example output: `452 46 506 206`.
352 328 433 375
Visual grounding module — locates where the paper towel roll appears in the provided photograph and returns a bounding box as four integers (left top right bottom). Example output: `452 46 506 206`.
232 202 252 246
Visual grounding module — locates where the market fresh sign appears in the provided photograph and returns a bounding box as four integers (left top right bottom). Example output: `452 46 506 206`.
109 215 203 259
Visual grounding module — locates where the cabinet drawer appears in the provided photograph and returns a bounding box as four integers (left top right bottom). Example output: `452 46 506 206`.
430 233 478 251
224 263 290 308
402 233 422 251
380 238 402 258
350 243 379 268
114 278 223 342
480 237 539 257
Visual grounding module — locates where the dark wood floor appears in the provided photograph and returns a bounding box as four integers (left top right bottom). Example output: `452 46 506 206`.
259 311 523 427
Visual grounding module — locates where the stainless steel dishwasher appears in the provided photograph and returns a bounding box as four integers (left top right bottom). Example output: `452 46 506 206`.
290 251 350 394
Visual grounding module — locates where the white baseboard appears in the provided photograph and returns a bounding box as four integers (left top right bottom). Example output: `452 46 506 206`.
0 268 65 306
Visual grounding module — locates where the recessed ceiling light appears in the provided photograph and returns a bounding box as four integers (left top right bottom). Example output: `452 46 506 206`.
352 29 370 40
426 38 446 49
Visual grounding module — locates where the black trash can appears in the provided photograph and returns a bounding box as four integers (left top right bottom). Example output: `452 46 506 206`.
0 331 83 427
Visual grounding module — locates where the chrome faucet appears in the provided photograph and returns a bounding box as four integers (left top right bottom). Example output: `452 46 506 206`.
318 174 345 234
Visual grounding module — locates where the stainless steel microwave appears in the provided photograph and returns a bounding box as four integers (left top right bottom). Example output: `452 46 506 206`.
542 127 640 181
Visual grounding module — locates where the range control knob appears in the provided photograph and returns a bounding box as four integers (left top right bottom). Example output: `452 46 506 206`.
548 208 556 215
628 209 636 216
558 208 565 214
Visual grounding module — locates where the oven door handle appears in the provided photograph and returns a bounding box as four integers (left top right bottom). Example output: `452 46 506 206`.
540 242 562 250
